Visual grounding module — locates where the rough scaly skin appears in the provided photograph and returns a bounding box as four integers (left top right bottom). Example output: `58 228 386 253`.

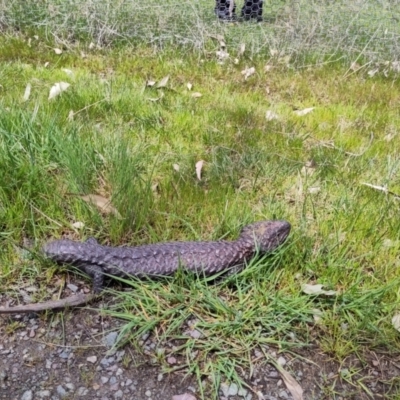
43 220 291 293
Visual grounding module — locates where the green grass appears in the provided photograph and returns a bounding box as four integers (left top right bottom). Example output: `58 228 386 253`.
1 34 400 398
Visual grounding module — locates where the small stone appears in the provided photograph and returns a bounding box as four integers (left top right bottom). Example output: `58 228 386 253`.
65 383 75 391
145 390 152 397
101 377 109 384
21 391 33 400
109 376 118 385
104 332 119 348
277 356 286 366
279 390 289 399
220 382 229 397
238 387 248 397
167 356 177 365
114 390 123 398
77 387 89 396
56 386 67 397
36 390 51 398
228 383 239 396
157 373 163 381
87 356 97 364
66 283 78 292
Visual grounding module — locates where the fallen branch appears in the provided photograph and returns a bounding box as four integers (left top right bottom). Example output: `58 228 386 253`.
0 293 96 314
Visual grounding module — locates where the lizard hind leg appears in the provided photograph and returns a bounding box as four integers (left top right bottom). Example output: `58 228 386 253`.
81 264 105 293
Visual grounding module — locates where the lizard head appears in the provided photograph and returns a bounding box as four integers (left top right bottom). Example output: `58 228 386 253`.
239 220 291 253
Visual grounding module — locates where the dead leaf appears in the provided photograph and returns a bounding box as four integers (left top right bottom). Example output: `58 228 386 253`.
191 92 202 98
274 362 304 400
173 164 180 172
146 80 156 87
265 110 279 121
44 62 50 68
195 160 204 181
238 43 246 57
72 221 85 229
54 48 63 55
61 68 74 76
172 394 196 400
48 82 70 100
80 194 121 218
22 83 31 102
187 82 193 91
264 64 273 73
147 92 164 102
216 50 229 63
392 314 400 332
350 61 360 71
156 76 169 89
294 107 314 116
367 68 379 77
216 34 226 48
241 66 255 80
312 308 324 323
302 284 337 296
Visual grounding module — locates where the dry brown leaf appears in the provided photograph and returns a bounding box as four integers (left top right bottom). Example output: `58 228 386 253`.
80 194 121 218
195 160 204 181
72 221 85 229
241 66 256 80
48 82 70 100
302 284 337 296
265 110 279 121
294 107 314 116
22 83 31 102
147 92 164 102
156 76 169 88
274 362 304 400
216 50 229 63
238 43 246 57
61 68 74 76
216 34 226 48
392 314 400 332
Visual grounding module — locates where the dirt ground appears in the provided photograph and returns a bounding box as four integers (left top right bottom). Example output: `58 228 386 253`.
1 293 400 400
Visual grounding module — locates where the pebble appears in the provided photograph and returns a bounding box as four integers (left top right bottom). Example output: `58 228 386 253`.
20 390 33 400
278 390 289 399
145 390 152 396
56 385 67 397
104 332 119 348
36 390 50 398
277 356 286 366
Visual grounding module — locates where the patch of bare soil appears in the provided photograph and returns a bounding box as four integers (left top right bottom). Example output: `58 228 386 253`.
1 294 399 400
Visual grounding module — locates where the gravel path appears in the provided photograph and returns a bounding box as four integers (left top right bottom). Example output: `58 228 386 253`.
1 294 399 400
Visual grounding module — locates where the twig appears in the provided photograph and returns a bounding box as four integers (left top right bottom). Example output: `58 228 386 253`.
0 294 96 314
361 182 400 200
